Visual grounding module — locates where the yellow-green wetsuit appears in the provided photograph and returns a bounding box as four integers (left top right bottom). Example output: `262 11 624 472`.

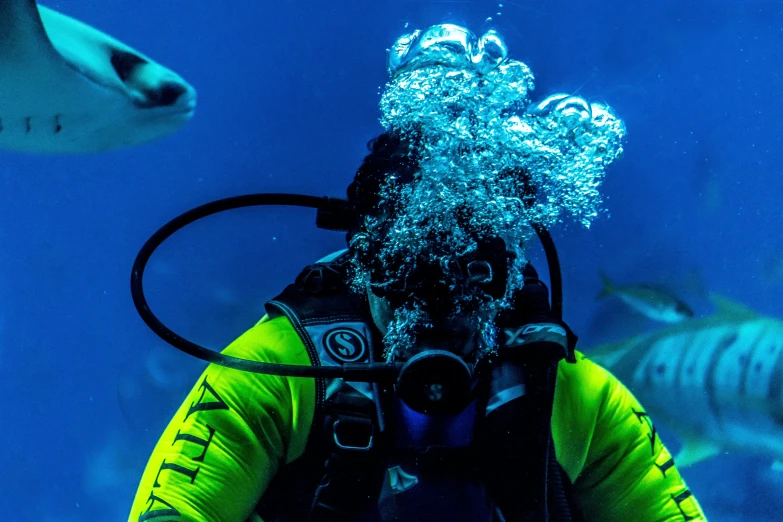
128 315 707 521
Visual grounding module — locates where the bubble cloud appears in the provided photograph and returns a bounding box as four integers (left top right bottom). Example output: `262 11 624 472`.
353 24 626 361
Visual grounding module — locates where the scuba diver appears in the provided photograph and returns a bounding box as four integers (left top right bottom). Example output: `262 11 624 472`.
127 25 706 522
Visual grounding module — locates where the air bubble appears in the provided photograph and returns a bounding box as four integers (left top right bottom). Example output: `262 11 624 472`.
356 24 625 362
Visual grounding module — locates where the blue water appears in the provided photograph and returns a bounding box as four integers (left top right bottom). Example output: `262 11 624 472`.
1 0 781 520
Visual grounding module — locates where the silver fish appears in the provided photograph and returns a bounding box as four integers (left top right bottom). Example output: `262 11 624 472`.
598 272 694 323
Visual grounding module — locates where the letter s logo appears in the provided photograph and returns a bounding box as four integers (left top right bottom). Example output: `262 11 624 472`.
323 328 367 363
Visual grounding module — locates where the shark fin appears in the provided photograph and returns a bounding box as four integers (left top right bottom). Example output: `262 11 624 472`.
675 438 722 467
587 340 634 369
597 270 614 299
709 293 758 320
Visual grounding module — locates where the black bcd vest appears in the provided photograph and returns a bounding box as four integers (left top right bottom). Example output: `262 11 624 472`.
254 252 585 522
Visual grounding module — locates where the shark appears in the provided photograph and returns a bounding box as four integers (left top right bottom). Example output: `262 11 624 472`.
0 0 196 153
590 295 783 468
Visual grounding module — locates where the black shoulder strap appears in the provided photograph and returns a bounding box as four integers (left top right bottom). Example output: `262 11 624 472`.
481 263 581 522
265 251 380 408
266 252 368 321
258 252 388 521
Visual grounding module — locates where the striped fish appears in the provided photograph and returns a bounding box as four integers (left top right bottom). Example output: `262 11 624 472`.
590 294 783 467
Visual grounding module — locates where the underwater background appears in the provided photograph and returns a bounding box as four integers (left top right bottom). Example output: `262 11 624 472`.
1 0 781 520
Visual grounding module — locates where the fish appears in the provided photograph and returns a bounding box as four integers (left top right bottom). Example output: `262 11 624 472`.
590 295 783 468
0 0 196 154
598 271 694 323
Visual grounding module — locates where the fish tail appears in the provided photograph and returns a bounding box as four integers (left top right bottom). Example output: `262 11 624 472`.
597 271 614 299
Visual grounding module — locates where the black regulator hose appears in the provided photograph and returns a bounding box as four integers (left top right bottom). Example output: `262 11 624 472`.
533 224 563 321
130 193 401 382
131 193 565 380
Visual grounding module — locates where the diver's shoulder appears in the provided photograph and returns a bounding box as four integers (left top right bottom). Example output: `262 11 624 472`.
222 314 309 364
244 314 300 340
556 350 618 398
559 350 614 376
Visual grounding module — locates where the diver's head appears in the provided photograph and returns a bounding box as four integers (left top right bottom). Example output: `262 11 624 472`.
347 131 517 363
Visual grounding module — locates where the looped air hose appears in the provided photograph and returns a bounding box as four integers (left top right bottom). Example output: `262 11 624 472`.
130 193 565 380
130 193 401 382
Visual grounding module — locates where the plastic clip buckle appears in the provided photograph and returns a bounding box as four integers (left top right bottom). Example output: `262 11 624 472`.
333 418 374 451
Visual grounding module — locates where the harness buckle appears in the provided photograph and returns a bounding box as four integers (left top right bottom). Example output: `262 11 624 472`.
332 417 374 451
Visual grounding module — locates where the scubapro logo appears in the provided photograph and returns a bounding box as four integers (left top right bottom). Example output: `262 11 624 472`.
323 328 367 363
504 323 567 347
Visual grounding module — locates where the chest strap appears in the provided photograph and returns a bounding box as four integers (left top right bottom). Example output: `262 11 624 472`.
310 411 386 521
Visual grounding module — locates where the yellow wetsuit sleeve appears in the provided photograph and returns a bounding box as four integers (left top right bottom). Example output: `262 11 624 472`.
553 352 707 521
127 316 316 522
